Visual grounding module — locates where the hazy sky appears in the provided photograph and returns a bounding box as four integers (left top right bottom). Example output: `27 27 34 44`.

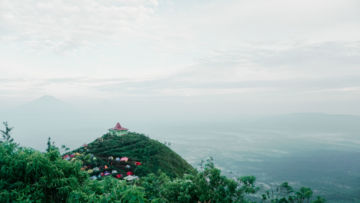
1 0 360 114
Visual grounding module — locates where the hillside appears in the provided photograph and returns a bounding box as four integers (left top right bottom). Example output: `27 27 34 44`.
0 122 325 202
68 132 195 179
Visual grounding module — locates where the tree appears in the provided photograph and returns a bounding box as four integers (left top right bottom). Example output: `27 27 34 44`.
0 140 88 202
46 137 59 153
61 144 70 153
0 121 14 143
139 158 261 203
296 187 313 203
120 185 146 203
312 196 326 203
261 183 321 203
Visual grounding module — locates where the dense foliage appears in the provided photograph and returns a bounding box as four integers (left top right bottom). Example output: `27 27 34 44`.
0 141 87 202
0 123 325 202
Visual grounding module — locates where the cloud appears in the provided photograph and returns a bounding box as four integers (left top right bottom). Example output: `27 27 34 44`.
0 0 360 115
0 0 159 51
190 41 360 80
3 0 359 54
253 41 360 70
1 40 360 99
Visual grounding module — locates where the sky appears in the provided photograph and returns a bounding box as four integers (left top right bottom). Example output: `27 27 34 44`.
1 0 360 115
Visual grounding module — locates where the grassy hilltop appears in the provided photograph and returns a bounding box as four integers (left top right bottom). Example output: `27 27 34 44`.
71 132 194 178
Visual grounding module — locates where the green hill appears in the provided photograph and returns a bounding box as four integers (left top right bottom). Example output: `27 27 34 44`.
69 132 194 179
0 121 325 203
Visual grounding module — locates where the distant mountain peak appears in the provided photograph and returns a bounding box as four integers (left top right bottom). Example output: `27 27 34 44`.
33 95 62 103
16 95 68 112
24 95 66 107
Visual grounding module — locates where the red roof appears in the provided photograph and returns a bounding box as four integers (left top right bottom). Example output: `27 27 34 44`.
112 122 128 131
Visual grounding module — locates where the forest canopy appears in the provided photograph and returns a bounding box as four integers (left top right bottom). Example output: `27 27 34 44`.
0 123 325 203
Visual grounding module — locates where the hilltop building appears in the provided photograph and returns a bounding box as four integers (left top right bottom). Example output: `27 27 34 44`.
109 122 128 136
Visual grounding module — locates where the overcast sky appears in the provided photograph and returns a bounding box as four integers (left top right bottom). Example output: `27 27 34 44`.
1 0 360 115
